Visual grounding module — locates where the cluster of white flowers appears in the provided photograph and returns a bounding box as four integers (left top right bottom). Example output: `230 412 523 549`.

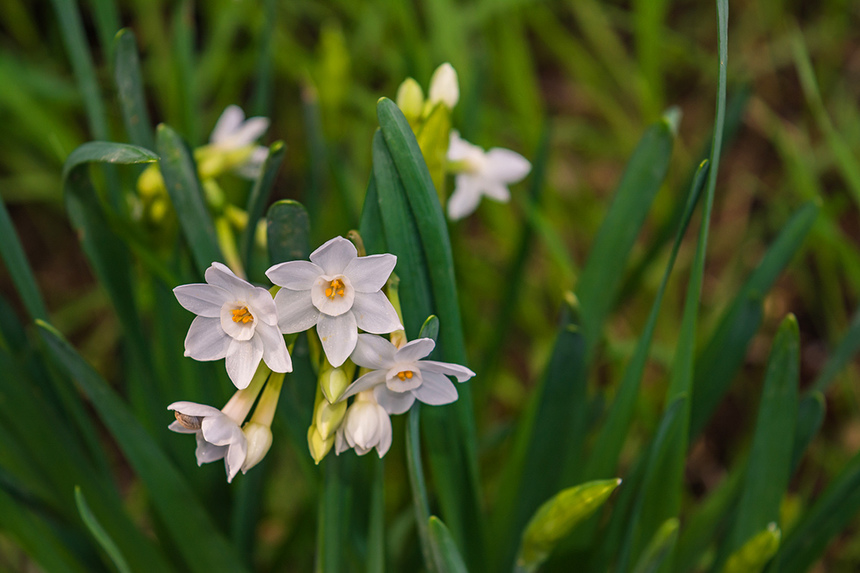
169 236 474 480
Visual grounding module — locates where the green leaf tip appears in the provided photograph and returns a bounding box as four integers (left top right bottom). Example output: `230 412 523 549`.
114 28 130 42
778 313 800 338
662 106 682 136
34 319 62 338
722 523 781 573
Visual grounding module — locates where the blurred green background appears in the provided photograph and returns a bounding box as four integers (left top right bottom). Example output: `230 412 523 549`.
1 0 859 570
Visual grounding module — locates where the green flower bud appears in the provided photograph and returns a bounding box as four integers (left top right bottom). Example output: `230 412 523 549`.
396 77 425 124
307 424 334 465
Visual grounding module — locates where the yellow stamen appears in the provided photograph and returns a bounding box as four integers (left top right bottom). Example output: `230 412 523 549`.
397 371 414 381
326 279 345 300
231 306 254 324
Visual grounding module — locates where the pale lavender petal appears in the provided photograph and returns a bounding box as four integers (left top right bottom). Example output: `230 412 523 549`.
343 254 397 293
205 262 252 299
274 288 319 333
168 401 222 417
412 371 459 405
447 175 483 220
395 338 435 363
484 148 531 183
374 386 416 414
266 260 324 290
174 284 232 317
339 369 387 401
195 435 227 464
419 360 475 382
225 337 264 389
257 323 292 373
317 311 358 367
352 292 402 334
184 316 231 361
309 236 357 276
210 105 245 144
350 333 397 370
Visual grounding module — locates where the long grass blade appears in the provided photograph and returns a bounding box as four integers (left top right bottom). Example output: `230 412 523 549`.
0 192 49 321
114 29 154 150
242 141 286 274
74 486 132 573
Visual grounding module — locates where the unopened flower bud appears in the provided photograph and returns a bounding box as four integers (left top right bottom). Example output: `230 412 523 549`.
396 78 425 122
315 398 347 440
241 421 273 473
428 63 459 109
308 424 334 465
320 367 350 403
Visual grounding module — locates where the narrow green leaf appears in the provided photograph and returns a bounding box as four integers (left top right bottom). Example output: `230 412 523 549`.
172 0 199 144
492 295 587 572
75 486 132 573
251 0 277 115
723 524 780 573
768 450 860 573
415 103 452 199
420 315 441 343
575 111 676 359
88 0 121 61
367 459 385 573
516 479 622 572
266 199 310 264
156 123 223 275
63 142 159 173
358 178 387 256
114 29 154 149
718 316 798 571
37 322 250 573
317 454 353 573
811 308 860 394
0 193 49 321
406 405 436 573
691 201 818 438
631 518 679 573
790 392 825 471
429 516 469 573
242 142 286 270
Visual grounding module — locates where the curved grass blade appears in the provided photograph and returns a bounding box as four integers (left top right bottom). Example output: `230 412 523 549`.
716 316 798 571
0 193 49 321
242 141 286 271
690 201 818 438
317 454 354 573
516 479 621 573
37 321 250 573
429 516 469 573
574 110 677 359
631 518 679 573
790 391 825 472
114 29 154 150
810 307 860 394
405 400 435 572
74 486 132 573
156 123 223 275
367 458 385 573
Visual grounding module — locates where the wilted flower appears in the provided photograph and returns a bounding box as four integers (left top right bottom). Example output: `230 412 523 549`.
335 390 393 457
446 131 531 220
174 262 291 389
339 334 475 414
266 237 402 368
168 401 248 483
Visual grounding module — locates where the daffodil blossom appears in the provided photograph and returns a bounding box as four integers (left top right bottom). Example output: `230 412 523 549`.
335 390 393 457
168 401 248 482
339 334 475 414
174 262 291 389
266 237 402 368
208 105 270 179
446 131 531 220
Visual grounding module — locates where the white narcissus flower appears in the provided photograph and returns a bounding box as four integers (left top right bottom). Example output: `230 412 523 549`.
335 390 393 457
168 401 248 482
428 62 459 109
174 262 291 390
266 237 402 368
446 131 531 221
209 105 270 179
339 334 475 414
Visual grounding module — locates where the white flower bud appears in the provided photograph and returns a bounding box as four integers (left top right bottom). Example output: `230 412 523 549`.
428 63 459 109
241 422 273 473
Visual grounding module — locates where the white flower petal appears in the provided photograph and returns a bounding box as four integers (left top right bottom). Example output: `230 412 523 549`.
343 254 397 293
168 420 197 434
195 434 228 465
375 406 393 457
309 236 357 276
352 291 402 334
225 337 264 389
168 401 223 417
419 360 475 382
395 338 435 363
205 262 252 299
257 322 292 373
374 386 416 415
335 429 348 454
274 288 320 333
447 131 484 163
351 333 397 370
339 369 387 401
412 371 459 405
317 312 358 367
228 117 269 148
173 284 232 317
485 148 531 183
201 413 242 446
235 146 269 179
184 316 231 361
481 182 511 203
447 175 483 220
266 260 324 290
210 105 245 145
224 440 248 483
246 287 279 325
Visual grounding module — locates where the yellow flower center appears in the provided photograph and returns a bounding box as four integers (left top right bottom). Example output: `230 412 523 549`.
231 306 254 324
325 279 346 300
396 371 414 381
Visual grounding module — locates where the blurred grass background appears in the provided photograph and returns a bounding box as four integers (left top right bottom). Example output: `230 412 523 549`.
1 0 859 569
